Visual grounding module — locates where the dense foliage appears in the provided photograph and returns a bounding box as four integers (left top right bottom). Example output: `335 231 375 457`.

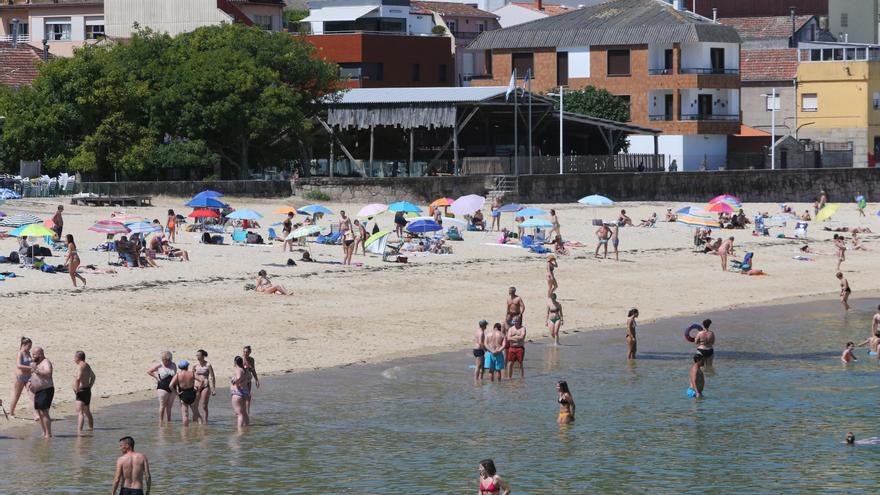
548 86 631 152
0 24 340 179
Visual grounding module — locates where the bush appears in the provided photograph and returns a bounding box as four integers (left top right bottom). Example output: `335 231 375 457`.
305 189 330 201
431 25 447 35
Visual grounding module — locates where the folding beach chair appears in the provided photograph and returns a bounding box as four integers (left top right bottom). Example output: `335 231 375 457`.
231 229 247 244
794 222 808 239
383 240 403 262
730 252 753 273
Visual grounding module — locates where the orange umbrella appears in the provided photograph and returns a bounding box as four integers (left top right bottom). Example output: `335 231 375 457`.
274 206 299 215
430 197 455 208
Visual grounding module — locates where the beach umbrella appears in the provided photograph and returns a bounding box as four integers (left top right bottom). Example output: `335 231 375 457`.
407 216 467 229
185 196 226 208
709 194 741 205
389 201 422 213
226 209 264 220
497 203 523 213
194 190 224 198
298 204 334 216
676 206 698 215
274 206 299 215
705 201 736 213
677 211 720 228
11 223 57 237
516 207 548 217
578 195 614 206
357 203 388 218
519 218 554 229
815 204 840 222
286 225 322 240
188 209 220 219
0 211 5 217
365 230 392 249
366 231 391 255
0 188 21 200
88 220 130 235
0 212 42 228
430 197 455 208
405 219 442 234
126 222 162 235
450 194 485 216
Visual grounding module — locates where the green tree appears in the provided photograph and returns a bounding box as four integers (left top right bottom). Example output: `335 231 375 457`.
549 86 631 152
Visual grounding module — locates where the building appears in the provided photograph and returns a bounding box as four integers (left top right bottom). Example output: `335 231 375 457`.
302 0 454 88
469 0 742 170
492 0 578 28
719 15 827 49
828 1 878 44
0 41 48 87
411 1 499 84
691 0 827 18
105 0 284 39
0 0 104 57
795 41 880 167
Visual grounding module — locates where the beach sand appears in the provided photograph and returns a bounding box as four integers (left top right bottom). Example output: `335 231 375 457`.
0 195 876 426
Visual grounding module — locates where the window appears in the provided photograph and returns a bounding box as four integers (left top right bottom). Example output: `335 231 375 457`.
412 63 420 82
802 93 818 112
253 15 273 31
607 49 630 76
710 47 725 72
45 18 71 41
477 22 485 32
512 52 534 77
8 21 28 37
766 95 780 111
841 12 848 28
339 63 362 80
873 92 880 110
374 63 384 81
447 20 457 34
85 16 104 40
438 64 447 83
556 51 568 85
664 49 673 70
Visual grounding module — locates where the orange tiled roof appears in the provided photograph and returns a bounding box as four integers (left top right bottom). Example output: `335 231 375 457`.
0 42 46 87
718 15 813 41
740 48 798 82
735 125 771 137
510 2 576 15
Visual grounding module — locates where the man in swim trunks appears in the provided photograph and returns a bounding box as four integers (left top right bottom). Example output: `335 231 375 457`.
695 319 715 367
506 317 526 379
28 347 54 438
112 436 151 495
837 272 851 311
688 353 705 398
474 320 487 380
595 223 610 258
856 328 880 357
51 205 64 239
483 323 507 382
72 350 95 433
506 287 525 327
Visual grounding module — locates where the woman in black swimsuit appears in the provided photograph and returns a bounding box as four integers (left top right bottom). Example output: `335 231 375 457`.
146 351 177 426
169 359 201 426
557 380 575 424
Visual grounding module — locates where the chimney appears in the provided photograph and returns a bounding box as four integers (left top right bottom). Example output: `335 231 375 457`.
42 37 49 61
11 18 18 49
534 0 543 10
673 0 685 11
712 7 717 22
790 6 796 48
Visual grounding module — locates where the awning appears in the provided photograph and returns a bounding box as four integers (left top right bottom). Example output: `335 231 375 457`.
302 5 378 22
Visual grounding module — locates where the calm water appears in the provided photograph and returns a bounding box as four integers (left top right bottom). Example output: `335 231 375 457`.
3 299 880 494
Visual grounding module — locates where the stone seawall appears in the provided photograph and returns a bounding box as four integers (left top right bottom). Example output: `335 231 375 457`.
78 180 292 198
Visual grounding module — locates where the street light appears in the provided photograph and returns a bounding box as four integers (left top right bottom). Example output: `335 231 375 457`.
548 86 564 174
761 87 779 170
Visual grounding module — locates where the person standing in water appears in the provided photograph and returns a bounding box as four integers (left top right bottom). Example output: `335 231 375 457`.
626 308 639 360
146 352 176 426
841 342 857 363
169 360 201 426
473 320 487 380
64 234 86 287
506 287 525 325
112 436 151 495
688 354 705 398
9 337 33 418
872 305 880 336
483 323 507 382
194 350 216 423
242 346 260 416
837 272 851 311
695 319 715 366
557 380 575 424
230 356 251 428
29 347 54 438
72 351 95 433
856 329 880 357
546 254 558 297
478 459 510 495
546 293 563 345
506 317 526 379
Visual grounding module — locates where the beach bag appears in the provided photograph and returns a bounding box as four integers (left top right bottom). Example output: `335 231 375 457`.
246 232 263 244
40 264 55 273
8 252 19 264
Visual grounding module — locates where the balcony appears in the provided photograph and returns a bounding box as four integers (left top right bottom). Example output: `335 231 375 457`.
648 114 674 121
0 34 30 43
680 67 739 75
648 68 675 75
680 114 739 122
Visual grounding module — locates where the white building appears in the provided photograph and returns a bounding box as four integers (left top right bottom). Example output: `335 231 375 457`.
105 0 283 39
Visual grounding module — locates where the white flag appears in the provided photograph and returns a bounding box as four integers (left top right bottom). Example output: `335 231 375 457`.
505 68 516 101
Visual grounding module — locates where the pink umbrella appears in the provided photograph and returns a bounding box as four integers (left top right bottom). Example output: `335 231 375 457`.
705 201 736 213
450 194 486 216
709 194 742 204
356 203 388 218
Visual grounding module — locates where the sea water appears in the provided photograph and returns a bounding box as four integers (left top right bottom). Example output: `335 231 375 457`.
2 298 880 494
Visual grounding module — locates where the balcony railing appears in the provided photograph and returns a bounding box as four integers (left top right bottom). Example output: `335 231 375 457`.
648 114 674 121
680 113 739 122
0 34 30 43
680 67 739 75
648 68 674 75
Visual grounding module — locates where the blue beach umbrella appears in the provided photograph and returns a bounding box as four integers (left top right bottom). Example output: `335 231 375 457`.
516 207 548 217
195 190 224 198
226 209 264 220
519 218 553 229
389 201 422 213
185 196 226 208
578 194 614 206
297 204 334 216
405 219 442 234
676 206 699 214
497 203 523 213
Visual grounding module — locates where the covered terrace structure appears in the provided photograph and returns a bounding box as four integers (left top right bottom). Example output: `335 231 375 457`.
315 87 661 177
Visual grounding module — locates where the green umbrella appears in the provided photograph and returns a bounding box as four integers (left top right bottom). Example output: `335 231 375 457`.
11 224 56 238
286 225 322 240
365 230 392 248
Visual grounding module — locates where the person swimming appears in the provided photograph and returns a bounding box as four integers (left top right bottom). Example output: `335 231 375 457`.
841 342 857 363
557 380 575 424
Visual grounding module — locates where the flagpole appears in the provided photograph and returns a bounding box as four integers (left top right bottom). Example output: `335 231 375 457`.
527 68 532 175
513 71 518 176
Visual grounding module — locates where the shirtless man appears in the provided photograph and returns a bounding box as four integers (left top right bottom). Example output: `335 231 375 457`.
841 342 857 363
695 319 715 367
688 354 705 398
837 272 851 311
618 209 633 227
29 347 54 438
856 328 880 358
817 190 828 214
873 305 880 336
506 287 525 326
473 320 488 380
72 351 95 433
506 317 527 379
595 224 610 258
51 205 64 239
546 293 563 346
112 436 151 495
483 323 507 382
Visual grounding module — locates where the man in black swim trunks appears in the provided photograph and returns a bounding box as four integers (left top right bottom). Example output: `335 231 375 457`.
28 347 54 438
695 319 716 366
73 350 96 433
113 436 151 495
473 320 487 380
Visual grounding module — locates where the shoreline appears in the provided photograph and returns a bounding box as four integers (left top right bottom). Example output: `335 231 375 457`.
3 290 875 435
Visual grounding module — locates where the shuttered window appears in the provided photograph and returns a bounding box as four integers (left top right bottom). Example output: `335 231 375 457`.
607 49 630 76
802 93 818 112
512 52 534 77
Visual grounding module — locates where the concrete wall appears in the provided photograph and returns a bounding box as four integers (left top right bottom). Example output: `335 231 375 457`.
829 0 877 44
741 84 795 135
298 168 880 203
78 180 292 198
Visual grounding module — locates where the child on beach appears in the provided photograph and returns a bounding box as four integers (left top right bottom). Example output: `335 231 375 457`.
841 342 857 363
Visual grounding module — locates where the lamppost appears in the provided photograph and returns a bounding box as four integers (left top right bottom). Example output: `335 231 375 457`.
761 88 778 169
547 86 564 174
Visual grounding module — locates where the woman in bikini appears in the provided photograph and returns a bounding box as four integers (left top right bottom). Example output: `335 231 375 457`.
546 254 558 297
242 345 260 416
557 380 575 424
146 351 177 426
549 209 561 240
193 349 215 424
166 209 177 243
230 355 251 428
255 270 289 295
547 293 563 345
9 337 33 418
478 459 510 495
626 308 639 360
340 210 355 265
64 234 86 287
354 219 368 256
490 197 502 232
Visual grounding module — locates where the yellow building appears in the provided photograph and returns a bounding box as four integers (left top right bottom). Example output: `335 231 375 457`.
796 42 880 167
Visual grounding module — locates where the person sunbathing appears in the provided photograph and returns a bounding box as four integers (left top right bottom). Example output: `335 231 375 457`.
638 213 657 227
255 270 288 295
800 210 812 221
852 233 869 251
161 240 190 261
665 209 677 222
553 235 568 255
